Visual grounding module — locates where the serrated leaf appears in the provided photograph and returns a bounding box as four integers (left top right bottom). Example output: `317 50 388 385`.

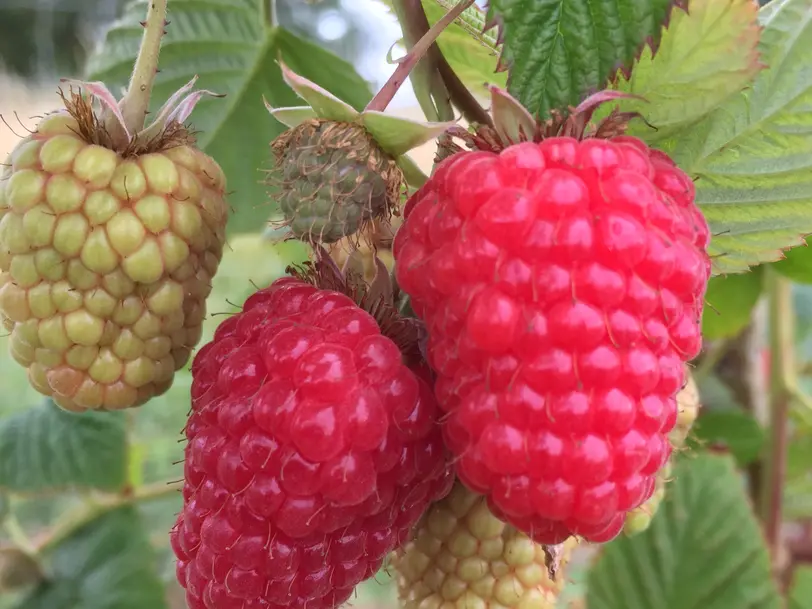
689 410 766 465
606 0 762 140
635 0 812 275
0 400 127 493
422 1 505 95
15 507 166 609
86 0 373 235
488 0 682 119
587 454 782 609
772 237 812 283
702 268 764 339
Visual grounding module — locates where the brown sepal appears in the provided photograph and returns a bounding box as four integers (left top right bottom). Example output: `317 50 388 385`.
58 86 195 156
452 88 650 154
287 247 425 366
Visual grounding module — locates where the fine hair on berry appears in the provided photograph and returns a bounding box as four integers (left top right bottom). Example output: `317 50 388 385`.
171 272 453 609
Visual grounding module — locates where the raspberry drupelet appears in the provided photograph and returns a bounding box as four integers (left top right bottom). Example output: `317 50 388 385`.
171 272 453 609
392 106 711 545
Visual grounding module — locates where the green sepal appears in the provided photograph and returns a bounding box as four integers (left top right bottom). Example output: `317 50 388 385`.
265 63 452 185
489 86 537 143
277 61 359 122
360 111 454 158
264 103 318 128
396 154 429 188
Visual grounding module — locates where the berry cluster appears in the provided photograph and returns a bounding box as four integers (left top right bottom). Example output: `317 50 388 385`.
171 119 711 608
392 135 710 543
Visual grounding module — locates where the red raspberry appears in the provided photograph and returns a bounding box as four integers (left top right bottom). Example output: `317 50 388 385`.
392 135 710 544
171 277 453 609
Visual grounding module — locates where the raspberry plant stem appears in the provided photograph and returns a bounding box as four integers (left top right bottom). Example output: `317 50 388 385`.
267 0 278 27
36 480 181 554
3 514 37 556
365 0 476 113
392 0 453 122
762 269 792 563
117 0 169 136
394 0 492 127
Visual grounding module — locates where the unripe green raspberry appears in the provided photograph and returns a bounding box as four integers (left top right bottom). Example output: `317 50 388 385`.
624 371 701 536
0 89 228 412
269 119 404 244
392 482 577 609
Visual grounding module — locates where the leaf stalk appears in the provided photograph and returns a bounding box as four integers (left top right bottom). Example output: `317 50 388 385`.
117 0 169 136
761 269 792 563
36 480 181 554
366 0 476 113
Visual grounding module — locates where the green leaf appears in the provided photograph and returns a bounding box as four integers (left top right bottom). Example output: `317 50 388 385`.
643 0 812 274
86 1 373 236
695 374 744 413
607 0 762 141
790 566 812 609
689 410 766 466
422 1 506 95
487 0 682 119
0 400 127 493
587 454 782 609
702 268 764 340
15 507 166 609
788 432 812 480
773 238 812 284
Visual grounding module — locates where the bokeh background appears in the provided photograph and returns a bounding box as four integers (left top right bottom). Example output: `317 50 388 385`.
0 1 790 608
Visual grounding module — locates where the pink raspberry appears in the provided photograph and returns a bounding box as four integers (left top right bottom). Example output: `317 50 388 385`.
171 276 453 609
392 135 710 544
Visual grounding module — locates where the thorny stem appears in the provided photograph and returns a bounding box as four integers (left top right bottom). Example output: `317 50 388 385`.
393 0 454 123
395 0 492 128
36 480 181 554
117 0 169 136
437 54 493 127
761 269 793 562
366 0 476 113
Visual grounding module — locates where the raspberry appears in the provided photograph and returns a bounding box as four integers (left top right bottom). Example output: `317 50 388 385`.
624 369 701 536
269 119 404 245
392 482 577 609
393 134 710 544
0 86 228 412
171 276 453 609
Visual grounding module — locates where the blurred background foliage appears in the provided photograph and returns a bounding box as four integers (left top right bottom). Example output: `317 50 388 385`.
0 0 374 83
0 1 809 608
